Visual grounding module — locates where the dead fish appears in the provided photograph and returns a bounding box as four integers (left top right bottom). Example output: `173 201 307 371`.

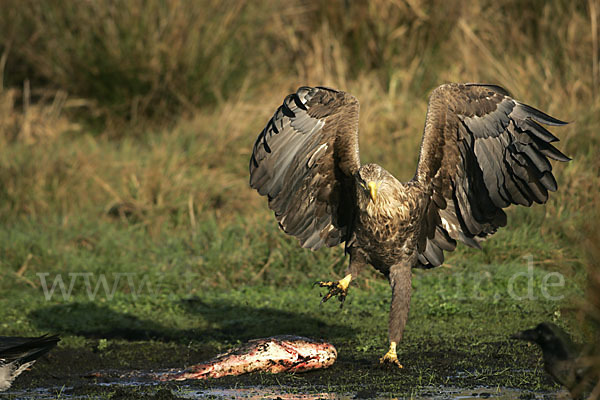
159 335 337 381
0 334 60 391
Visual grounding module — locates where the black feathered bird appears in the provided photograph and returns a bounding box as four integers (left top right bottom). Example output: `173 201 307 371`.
0 334 60 391
512 323 597 398
250 83 570 366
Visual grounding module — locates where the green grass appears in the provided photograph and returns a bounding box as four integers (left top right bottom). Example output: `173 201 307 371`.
0 205 587 397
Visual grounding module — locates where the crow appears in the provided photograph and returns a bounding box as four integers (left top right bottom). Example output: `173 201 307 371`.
512 322 597 399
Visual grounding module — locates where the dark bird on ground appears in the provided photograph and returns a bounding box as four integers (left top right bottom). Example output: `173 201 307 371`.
249 83 570 367
512 323 597 398
0 334 60 391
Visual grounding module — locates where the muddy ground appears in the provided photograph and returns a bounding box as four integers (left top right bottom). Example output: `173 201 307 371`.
3 276 576 399
6 333 561 399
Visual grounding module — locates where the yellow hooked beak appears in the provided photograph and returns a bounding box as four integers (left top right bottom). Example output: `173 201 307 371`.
367 181 377 202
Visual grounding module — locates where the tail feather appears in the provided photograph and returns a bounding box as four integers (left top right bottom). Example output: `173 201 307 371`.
0 334 60 364
0 334 59 392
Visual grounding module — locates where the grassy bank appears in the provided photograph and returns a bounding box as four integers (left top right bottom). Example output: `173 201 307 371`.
0 0 599 397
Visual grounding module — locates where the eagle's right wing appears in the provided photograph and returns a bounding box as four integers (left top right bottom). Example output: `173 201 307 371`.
250 87 361 250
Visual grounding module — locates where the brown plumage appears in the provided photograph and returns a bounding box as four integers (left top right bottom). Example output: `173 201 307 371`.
249 83 570 366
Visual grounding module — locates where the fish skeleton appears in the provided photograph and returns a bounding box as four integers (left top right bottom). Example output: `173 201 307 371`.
159 335 337 381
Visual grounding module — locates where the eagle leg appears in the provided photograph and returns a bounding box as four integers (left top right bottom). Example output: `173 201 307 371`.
315 273 352 307
380 263 412 369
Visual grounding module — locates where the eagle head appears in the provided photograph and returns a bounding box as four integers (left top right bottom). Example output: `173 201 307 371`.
355 163 388 208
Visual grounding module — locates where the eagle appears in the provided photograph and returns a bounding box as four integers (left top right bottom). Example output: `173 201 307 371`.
249 83 570 367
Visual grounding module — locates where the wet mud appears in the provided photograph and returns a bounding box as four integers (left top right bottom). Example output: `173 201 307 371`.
4 334 563 399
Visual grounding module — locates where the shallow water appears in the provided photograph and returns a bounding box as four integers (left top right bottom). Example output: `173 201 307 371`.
2 384 569 400
180 386 570 400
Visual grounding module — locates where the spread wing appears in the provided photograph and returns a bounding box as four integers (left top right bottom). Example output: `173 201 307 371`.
249 86 361 250
414 83 570 267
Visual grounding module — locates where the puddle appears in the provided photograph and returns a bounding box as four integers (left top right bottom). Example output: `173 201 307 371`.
416 386 570 400
178 386 569 400
1 369 569 400
2 384 569 400
180 387 349 399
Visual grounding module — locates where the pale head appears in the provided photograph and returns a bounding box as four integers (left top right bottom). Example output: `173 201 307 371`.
355 163 389 208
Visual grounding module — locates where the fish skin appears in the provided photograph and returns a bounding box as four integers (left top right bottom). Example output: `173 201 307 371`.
159 335 337 381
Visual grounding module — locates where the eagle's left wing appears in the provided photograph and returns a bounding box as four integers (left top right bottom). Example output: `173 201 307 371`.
413 83 570 267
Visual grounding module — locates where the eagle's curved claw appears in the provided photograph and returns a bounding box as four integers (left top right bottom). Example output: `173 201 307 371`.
379 342 403 368
316 280 348 306
315 274 352 308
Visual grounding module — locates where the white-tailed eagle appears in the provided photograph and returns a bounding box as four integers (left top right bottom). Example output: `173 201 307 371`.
249 83 570 366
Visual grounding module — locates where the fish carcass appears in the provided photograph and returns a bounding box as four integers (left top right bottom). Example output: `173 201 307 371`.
160 335 337 381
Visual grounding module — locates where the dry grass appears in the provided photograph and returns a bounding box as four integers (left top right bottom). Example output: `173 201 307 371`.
0 0 598 229
0 0 287 128
2 1 595 125
0 85 81 145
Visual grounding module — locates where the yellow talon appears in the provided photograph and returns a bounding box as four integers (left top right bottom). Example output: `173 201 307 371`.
316 273 352 306
379 342 403 368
